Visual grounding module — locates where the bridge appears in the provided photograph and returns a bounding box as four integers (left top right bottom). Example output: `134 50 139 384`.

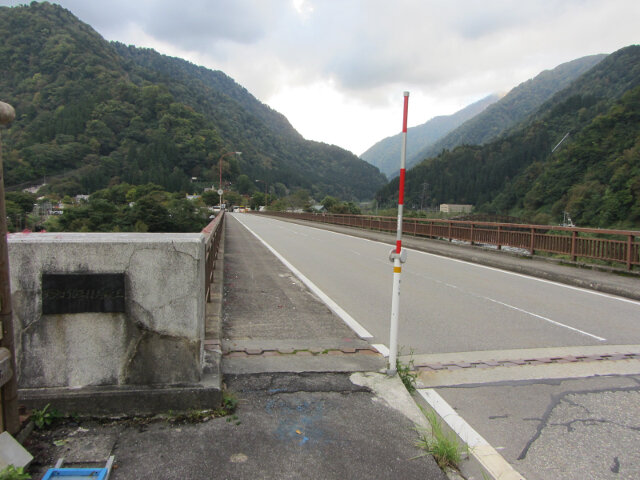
222 212 640 480
2 210 640 479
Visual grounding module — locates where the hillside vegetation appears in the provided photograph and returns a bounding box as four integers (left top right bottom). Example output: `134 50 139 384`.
376 46 640 229
0 2 386 201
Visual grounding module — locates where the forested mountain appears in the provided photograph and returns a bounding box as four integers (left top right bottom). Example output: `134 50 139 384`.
360 94 499 178
376 45 640 229
409 54 607 168
0 2 386 200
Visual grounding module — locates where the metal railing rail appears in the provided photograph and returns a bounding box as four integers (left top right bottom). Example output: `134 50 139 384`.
258 211 640 271
202 211 225 302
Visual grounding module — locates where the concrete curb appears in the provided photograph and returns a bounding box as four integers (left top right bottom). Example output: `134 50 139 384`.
415 388 526 480
203 220 225 378
18 379 223 416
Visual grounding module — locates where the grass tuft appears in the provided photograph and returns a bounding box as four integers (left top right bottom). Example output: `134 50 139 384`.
415 409 464 471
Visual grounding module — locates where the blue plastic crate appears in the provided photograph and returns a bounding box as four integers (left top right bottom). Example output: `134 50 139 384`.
41 467 109 479
42 456 113 479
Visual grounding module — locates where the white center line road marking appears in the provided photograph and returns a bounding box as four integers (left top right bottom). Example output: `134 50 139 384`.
412 272 608 342
482 296 606 341
234 215 374 340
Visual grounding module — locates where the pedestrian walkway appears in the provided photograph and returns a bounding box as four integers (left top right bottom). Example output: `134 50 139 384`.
221 213 383 375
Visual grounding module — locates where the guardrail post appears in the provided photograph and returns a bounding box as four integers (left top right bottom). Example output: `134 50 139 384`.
448 222 452 242
529 227 535 255
497 225 502 250
571 230 578 262
470 223 475 246
628 234 634 270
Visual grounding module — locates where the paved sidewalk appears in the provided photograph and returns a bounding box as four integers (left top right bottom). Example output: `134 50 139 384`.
24 372 448 480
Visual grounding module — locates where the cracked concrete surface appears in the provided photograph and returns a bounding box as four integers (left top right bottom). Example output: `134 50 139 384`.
436 375 640 480
519 388 640 479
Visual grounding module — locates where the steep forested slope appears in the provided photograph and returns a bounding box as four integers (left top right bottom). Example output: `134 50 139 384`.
0 2 386 200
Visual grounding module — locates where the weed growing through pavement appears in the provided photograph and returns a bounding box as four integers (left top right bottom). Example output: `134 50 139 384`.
0 465 31 480
166 391 240 424
414 408 465 471
396 352 417 393
31 403 62 429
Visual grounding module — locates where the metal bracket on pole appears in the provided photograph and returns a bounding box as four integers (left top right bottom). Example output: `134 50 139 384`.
388 248 407 264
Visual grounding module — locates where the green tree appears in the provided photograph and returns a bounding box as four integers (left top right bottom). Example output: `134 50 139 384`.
236 174 253 195
321 196 339 211
167 198 207 232
130 194 172 232
201 190 219 206
250 192 265 210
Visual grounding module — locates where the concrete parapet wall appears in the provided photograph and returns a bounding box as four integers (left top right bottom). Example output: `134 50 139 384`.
8 233 206 390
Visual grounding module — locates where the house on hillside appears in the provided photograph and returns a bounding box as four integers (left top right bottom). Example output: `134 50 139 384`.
440 204 473 214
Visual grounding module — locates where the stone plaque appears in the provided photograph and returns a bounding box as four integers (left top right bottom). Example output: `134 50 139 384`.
42 273 125 314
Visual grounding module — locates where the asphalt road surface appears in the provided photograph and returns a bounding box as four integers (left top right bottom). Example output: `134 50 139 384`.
230 213 640 356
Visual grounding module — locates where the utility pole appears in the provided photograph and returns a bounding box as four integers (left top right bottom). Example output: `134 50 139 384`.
420 182 429 211
0 101 19 434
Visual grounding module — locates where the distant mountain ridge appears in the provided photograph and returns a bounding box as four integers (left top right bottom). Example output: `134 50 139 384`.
0 2 386 200
360 94 499 178
408 54 607 167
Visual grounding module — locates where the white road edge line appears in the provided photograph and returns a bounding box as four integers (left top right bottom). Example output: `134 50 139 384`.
418 388 527 480
372 344 389 357
232 215 374 340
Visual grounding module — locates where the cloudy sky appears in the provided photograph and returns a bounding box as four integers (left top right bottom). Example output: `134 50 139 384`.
3 1 638 155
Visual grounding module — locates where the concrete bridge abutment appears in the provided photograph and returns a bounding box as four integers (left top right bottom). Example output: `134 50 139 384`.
8 232 222 415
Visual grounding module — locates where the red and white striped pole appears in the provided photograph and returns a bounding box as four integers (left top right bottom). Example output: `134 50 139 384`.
388 91 409 376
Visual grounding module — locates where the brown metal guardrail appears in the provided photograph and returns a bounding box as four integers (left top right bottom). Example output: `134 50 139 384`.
202 211 225 302
258 211 640 271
